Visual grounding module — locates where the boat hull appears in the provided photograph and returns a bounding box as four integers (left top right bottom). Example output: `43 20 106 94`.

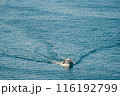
61 62 73 68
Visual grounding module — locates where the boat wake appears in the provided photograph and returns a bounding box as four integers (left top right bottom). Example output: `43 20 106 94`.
0 52 45 63
34 50 64 66
75 43 120 64
0 41 65 66
0 41 119 68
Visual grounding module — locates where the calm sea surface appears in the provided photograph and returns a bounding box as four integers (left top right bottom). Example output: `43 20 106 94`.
0 0 120 80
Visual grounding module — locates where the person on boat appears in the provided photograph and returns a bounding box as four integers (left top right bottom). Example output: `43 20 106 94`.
63 58 72 64
63 58 67 64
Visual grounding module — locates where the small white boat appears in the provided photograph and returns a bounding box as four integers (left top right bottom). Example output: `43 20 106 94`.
61 58 74 68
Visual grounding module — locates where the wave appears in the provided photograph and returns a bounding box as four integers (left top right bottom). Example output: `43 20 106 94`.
75 43 120 64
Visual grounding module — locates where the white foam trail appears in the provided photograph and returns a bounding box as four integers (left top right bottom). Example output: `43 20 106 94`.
52 60 63 65
34 49 64 65
52 45 65 59
34 41 65 64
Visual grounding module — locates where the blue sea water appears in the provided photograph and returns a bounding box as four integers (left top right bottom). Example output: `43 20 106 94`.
0 0 120 80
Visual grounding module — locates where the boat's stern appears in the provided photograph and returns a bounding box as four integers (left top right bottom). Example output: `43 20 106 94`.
62 58 74 68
